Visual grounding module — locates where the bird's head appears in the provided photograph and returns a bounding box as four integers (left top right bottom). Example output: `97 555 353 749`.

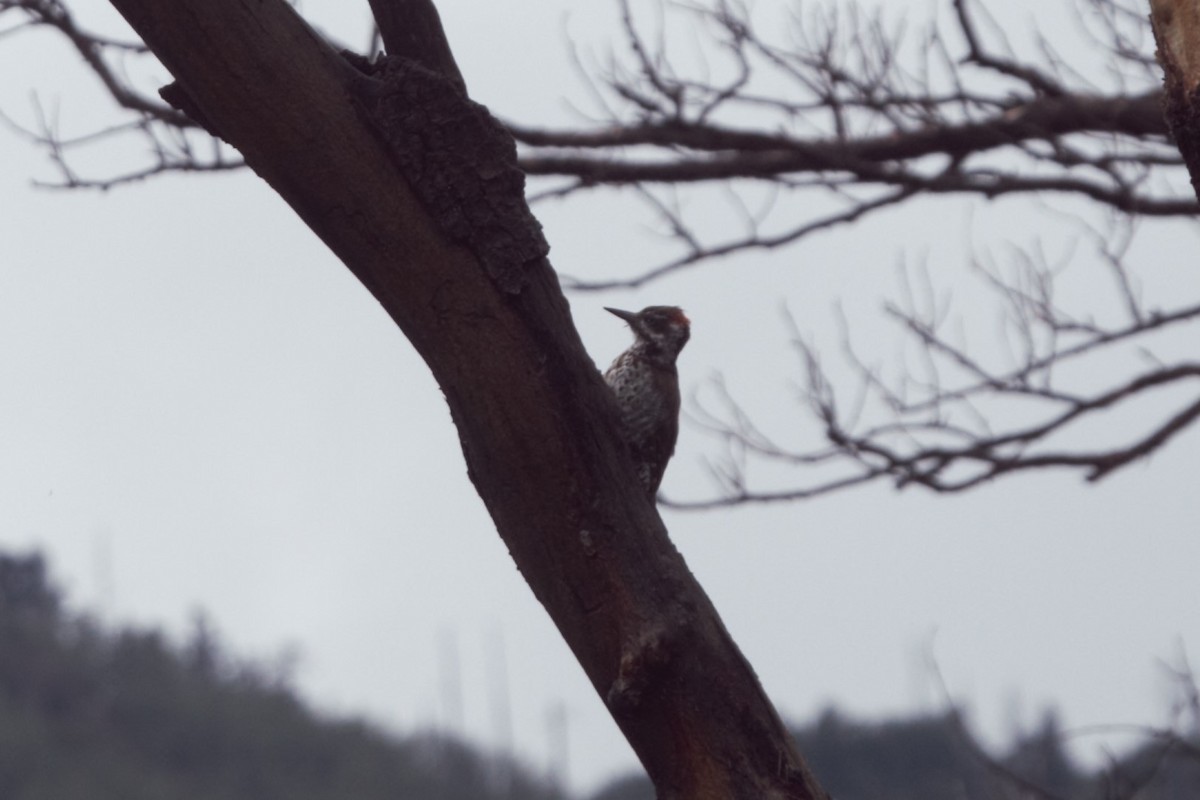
606 305 691 362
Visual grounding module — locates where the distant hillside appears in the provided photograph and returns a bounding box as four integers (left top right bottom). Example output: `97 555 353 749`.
588 698 1200 800
3 550 1196 800
592 704 1199 800
0 551 564 800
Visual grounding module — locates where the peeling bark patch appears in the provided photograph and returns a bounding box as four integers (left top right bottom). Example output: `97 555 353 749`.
1160 78 1200 197
1152 12 1200 199
350 55 549 294
606 624 672 713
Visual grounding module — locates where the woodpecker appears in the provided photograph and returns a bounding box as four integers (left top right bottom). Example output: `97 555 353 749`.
603 305 691 497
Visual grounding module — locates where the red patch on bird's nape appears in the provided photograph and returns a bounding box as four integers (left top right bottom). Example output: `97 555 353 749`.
668 308 690 326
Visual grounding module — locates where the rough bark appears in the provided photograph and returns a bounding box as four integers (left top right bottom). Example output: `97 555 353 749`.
102 0 830 798
1151 0 1200 196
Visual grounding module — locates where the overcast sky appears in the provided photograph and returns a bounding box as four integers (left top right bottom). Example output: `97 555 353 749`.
1 0 1198 794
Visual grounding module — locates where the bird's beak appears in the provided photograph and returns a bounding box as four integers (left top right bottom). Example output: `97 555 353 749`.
605 307 637 323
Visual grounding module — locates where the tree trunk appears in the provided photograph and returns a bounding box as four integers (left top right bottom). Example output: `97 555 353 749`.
1151 0 1200 197
104 1 829 797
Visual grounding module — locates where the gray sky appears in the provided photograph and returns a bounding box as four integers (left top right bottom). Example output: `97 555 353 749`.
1 0 1198 794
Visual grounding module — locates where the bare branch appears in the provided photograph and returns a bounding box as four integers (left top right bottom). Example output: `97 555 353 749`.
666 235 1200 508
1 0 188 123
513 0 1192 274
953 0 1066 97
0 0 244 187
564 184 918 290
4 0 1199 506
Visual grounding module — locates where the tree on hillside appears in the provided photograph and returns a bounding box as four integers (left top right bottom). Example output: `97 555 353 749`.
0 551 569 800
593 703 1200 800
2 0 1199 798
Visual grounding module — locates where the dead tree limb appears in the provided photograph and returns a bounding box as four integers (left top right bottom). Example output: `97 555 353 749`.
100 0 828 797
